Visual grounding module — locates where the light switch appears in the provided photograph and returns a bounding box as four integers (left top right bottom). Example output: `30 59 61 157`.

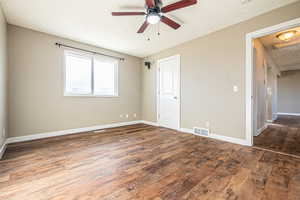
233 86 238 92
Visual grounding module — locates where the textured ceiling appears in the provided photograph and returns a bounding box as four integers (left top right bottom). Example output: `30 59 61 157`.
260 27 300 72
0 0 298 57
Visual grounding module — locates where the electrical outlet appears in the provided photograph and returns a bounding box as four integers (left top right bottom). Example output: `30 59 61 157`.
233 85 238 92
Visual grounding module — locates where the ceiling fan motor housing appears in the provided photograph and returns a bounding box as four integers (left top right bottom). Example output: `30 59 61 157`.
145 0 162 9
147 7 162 16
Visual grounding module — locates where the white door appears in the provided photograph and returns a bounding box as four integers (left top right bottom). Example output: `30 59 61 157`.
157 55 180 130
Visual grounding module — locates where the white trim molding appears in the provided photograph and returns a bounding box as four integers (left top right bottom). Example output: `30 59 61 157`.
277 112 300 116
256 124 268 136
140 120 159 126
2 120 252 159
245 17 300 146
180 128 251 146
6 121 142 144
272 114 278 122
0 142 7 159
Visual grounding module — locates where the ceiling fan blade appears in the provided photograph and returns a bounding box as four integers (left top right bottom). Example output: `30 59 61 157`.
137 21 150 33
112 12 146 16
161 0 197 13
161 16 181 30
145 0 155 7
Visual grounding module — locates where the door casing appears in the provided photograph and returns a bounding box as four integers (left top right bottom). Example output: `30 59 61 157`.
245 17 300 146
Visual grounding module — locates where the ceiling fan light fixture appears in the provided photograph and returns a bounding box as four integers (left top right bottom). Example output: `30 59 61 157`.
112 0 198 33
147 13 161 24
277 30 297 41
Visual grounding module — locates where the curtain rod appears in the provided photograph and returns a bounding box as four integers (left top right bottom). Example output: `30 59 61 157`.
55 43 125 61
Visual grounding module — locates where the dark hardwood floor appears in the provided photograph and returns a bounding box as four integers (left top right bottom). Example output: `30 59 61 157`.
273 115 300 128
254 115 300 157
1 124 300 200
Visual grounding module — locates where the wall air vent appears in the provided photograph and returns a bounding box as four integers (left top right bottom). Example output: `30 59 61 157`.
193 127 210 136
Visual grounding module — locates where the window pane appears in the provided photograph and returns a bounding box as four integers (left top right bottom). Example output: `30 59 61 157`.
65 54 92 94
94 60 116 96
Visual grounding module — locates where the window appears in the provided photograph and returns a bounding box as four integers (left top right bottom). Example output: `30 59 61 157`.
64 51 118 97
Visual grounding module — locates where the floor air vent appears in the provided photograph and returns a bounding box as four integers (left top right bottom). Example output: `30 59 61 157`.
193 127 210 136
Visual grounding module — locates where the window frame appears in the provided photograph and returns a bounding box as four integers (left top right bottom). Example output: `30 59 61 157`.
63 50 119 98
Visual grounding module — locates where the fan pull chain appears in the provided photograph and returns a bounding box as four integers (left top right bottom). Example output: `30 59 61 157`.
157 22 161 36
146 27 151 41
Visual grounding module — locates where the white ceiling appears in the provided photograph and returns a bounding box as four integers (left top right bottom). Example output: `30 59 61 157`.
0 0 298 57
260 27 300 72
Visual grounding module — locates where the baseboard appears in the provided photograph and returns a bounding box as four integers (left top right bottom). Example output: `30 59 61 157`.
0 141 7 159
6 120 142 144
5 120 250 147
256 124 268 136
180 128 251 146
277 112 300 116
140 120 159 126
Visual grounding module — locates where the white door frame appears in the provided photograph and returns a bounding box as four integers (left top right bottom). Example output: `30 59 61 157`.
245 17 300 146
157 55 181 130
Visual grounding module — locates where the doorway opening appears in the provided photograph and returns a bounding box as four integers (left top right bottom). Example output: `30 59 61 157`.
246 17 300 156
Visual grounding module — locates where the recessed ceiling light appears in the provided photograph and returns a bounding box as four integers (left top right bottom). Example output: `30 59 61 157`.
277 30 297 41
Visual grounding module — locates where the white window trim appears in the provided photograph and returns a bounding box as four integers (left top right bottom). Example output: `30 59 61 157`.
63 50 119 98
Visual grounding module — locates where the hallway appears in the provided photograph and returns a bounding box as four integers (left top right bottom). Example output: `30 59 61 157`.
254 115 300 157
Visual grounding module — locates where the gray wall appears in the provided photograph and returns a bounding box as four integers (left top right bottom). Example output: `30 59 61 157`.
278 70 300 114
253 39 267 134
0 6 7 154
266 67 278 122
142 2 300 139
8 25 142 137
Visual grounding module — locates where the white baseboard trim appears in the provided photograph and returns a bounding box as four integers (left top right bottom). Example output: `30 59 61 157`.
4 120 251 148
256 124 268 136
180 128 251 146
6 121 142 144
277 112 300 116
140 120 159 126
0 141 7 159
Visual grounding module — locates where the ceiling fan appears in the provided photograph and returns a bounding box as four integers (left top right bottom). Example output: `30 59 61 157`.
112 0 197 33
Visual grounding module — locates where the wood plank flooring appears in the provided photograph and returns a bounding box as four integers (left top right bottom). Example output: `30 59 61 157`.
1 124 300 200
254 115 300 157
273 115 300 128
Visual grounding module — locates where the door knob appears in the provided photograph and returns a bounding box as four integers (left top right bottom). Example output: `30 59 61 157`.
173 96 178 100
